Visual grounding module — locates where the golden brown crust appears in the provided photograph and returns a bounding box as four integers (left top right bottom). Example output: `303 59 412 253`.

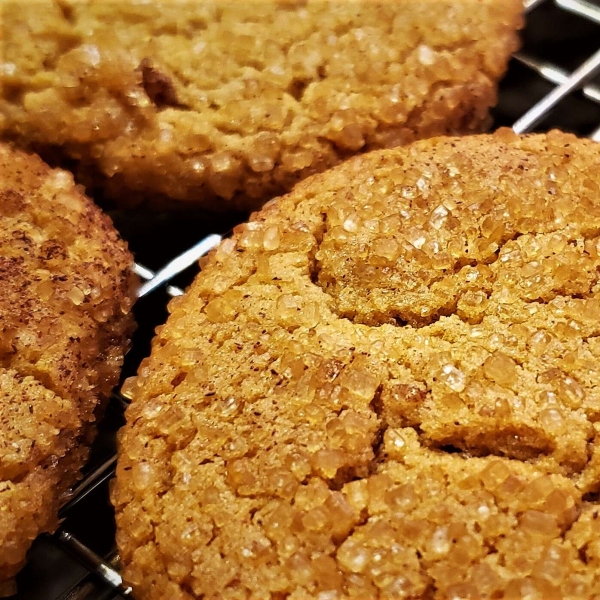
0 0 522 211
0 143 136 591
115 130 600 599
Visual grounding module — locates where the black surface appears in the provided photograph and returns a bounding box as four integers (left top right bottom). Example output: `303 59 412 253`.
492 0 600 134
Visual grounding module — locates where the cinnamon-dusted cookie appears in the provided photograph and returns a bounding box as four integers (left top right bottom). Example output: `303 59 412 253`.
0 143 136 594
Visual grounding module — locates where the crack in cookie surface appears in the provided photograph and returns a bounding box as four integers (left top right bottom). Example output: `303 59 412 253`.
115 131 600 599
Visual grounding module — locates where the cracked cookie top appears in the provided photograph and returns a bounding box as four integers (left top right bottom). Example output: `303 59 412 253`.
0 0 522 211
114 130 600 599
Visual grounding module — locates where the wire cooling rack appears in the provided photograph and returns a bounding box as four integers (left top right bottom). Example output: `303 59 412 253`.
10 0 600 598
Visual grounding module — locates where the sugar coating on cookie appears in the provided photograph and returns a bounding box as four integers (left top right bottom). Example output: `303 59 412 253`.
114 130 600 599
0 0 522 211
0 143 136 593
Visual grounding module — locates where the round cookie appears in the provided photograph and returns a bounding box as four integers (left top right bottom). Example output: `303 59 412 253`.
0 143 136 594
0 0 522 211
114 130 600 599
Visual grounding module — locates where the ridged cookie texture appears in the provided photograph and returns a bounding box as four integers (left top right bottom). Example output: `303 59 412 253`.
0 0 522 211
0 143 136 595
114 130 600 599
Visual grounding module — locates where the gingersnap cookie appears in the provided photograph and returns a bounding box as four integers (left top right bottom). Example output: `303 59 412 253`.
113 130 600 599
0 0 522 212
0 143 136 594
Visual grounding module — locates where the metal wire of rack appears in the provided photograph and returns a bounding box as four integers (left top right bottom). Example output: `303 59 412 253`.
10 0 600 598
